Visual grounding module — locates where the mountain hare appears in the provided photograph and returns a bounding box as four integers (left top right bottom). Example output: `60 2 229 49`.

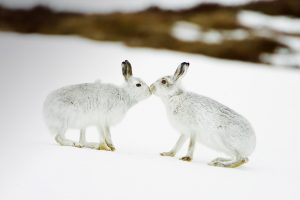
150 62 256 168
43 60 151 151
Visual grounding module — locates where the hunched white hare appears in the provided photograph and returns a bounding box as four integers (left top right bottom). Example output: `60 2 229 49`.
150 62 256 168
43 60 151 151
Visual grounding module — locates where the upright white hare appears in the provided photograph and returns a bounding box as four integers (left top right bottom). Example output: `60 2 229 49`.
43 60 151 151
150 62 256 168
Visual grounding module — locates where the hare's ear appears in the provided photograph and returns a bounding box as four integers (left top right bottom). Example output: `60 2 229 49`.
122 60 133 81
173 62 189 82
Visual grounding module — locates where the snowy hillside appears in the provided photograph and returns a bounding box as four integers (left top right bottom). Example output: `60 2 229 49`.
0 32 300 200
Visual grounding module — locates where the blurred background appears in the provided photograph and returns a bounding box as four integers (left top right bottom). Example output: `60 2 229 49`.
1 0 300 69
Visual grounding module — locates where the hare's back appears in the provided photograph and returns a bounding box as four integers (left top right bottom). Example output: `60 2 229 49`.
45 83 97 108
43 82 129 128
44 82 127 114
184 93 252 130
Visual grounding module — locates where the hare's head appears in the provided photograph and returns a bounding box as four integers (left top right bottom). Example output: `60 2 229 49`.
150 62 189 98
122 60 151 102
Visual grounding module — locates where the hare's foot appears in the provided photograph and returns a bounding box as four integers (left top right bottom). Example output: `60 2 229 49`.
73 142 83 148
55 135 81 147
180 156 192 162
82 142 100 149
210 157 231 163
107 144 116 151
98 142 112 151
160 135 187 158
160 151 175 157
208 158 248 168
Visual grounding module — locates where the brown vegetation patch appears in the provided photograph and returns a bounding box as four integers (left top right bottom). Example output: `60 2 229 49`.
0 2 290 64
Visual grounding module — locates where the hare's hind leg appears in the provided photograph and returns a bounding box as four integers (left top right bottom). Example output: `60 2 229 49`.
208 156 248 168
53 128 81 147
161 134 187 157
209 138 249 168
209 157 231 163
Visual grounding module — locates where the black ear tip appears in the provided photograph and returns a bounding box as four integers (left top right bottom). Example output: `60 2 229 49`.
122 60 130 65
181 62 190 67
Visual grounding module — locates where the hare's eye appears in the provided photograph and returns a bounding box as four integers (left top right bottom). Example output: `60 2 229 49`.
161 80 167 84
136 83 141 87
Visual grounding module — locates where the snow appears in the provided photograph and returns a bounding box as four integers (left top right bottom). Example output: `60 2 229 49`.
223 29 249 40
238 10 300 34
279 36 300 51
237 11 300 68
259 36 300 68
0 32 300 200
171 21 201 42
171 21 249 44
260 52 300 68
202 30 224 44
0 0 253 13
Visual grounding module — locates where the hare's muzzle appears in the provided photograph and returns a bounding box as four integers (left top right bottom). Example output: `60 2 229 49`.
150 84 156 94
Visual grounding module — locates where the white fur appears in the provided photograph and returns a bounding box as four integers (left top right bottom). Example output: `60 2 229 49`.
43 61 151 150
151 62 256 167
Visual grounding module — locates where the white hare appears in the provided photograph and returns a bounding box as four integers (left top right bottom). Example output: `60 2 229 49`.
150 62 256 168
43 60 151 151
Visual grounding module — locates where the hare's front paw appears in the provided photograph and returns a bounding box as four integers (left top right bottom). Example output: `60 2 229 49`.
73 142 84 148
83 142 100 149
180 156 192 162
160 151 175 157
98 142 112 151
107 144 116 151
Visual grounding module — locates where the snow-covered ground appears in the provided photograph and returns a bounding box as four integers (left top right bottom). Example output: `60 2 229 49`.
171 12 300 68
0 0 253 13
171 21 249 43
262 36 300 67
0 32 300 200
238 11 300 34
238 11 300 68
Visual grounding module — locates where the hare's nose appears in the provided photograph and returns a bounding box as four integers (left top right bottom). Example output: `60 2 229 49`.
150 84 156 93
